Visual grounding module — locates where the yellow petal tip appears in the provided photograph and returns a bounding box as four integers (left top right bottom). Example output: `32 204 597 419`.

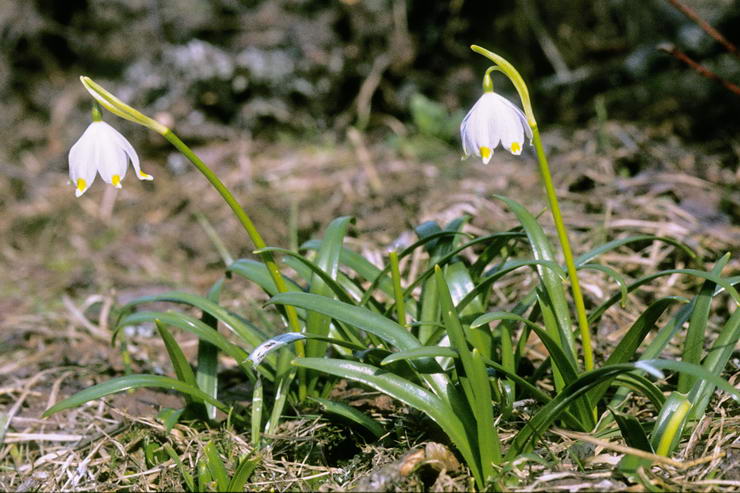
511 142 522 154
75 178 87 197
480 146 492 164
112 175 121 187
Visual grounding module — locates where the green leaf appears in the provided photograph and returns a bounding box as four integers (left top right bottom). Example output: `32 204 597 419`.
204 442 229 492
155 321 199 404
445 263 490 358
198 278 224 421
506 364 639 458
115 311 256 377
612 374 665 410
310 396 385 438
679 254 730 393
494 195 577 366
157 408 185 433
472 312 579 386
228 454 260 491
456 260 565 314
381 346 458 366
255 247 355 305
269 293 421 353
227 259 303 296
301 240 394 300
612 409 654 473
589 297 687 405
43 375 231 418
268 292 458 405
473 310 593 429
590 268 740 325
435 266 500 475
401 232 527 300
651 392 691 457
293 357 483 488
689 308 740 420
251 377 263 448
197 460 212 492
164 444 195 492
575 235 696 266
578 263 629 307
640 359 739 400
116 291 268 349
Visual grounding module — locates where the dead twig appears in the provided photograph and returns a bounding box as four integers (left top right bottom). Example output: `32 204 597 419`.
551 427 725 470
665 0 738 57
658 43 740 95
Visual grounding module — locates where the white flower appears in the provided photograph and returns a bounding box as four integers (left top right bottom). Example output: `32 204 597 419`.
460 92 533 164
68 121 153 197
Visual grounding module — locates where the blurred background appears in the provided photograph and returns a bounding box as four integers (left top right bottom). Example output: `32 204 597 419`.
2 0 739 153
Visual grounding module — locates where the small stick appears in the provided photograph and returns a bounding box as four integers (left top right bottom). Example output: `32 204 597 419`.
658 43 740 95
665 0 738 57
551 427 725 470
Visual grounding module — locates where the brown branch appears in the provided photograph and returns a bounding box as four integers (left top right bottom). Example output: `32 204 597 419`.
659 43 740 95
665 0 738 57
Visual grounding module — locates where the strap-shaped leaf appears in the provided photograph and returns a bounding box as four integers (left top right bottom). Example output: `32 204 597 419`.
310 396 385 438
198 278 224 420
589 297 687 405
679 254 730 393
575 234 696 266
115 311 256 376
494 195 577 363
155 321 199 404
117 291 268 348
227 259 303 296
268 292 458 404
293 357 482 488
43 375 232 418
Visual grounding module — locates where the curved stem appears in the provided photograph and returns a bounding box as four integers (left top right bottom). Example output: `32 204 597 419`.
161 130 304 345
531 125 594 371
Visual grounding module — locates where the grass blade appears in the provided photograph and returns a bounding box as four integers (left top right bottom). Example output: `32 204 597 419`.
589 297 687 405
251 377 263 448
381 346 458 366
310 396 385 438
435 266 500 477
494 195 577 364
293 357 482 488
227 259 303 296
678 254 730 393
43 375 232 418
590 268 740 325
254 247 355 305
575 235 696 266
228 454 260 491
164 444 196 492
115 311 255 377
651 392 691 457
204 442 229 492
118 291 268 348
268 292 460 406
198 278 224 420
155 321 199 404
689 308 740 420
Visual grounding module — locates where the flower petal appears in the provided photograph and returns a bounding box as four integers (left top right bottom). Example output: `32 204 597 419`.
68 124 99 197
109 125 152 181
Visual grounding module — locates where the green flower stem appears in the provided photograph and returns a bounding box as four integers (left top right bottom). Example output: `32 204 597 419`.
162 130 303 345
531 126 594 372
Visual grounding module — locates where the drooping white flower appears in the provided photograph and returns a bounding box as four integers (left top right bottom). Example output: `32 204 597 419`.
68 121 153 197
460 92 533 164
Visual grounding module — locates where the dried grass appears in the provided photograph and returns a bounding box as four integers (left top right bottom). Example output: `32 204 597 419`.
1 121 738 490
